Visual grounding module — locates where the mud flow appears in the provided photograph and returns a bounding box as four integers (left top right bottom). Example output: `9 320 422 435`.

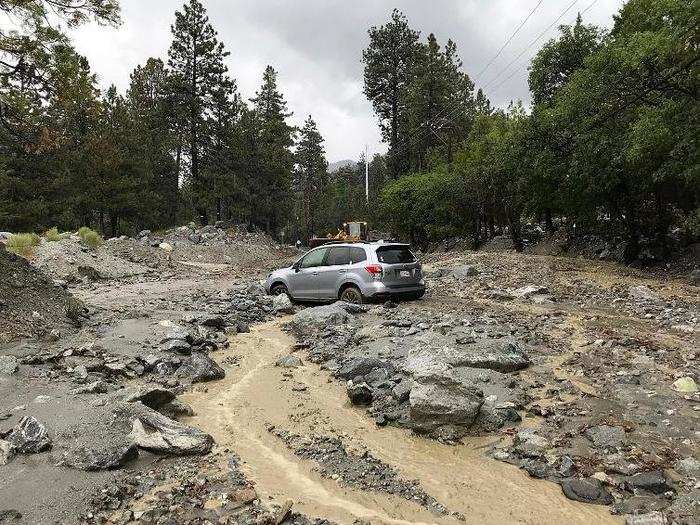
183 321 619 525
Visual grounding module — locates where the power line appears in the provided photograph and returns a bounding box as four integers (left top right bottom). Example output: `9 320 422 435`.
487 0 601 93
482 0 580 90
475 0 545 79
385 0 551 159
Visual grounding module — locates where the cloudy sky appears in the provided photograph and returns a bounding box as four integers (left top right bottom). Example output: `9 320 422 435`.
70 0 624 162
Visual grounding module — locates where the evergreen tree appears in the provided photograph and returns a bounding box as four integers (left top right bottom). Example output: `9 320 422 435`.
167 0 229 224
363 9 420 177
250 65 295 235
125 58 179 228
201 70 243 222
293 116 328 240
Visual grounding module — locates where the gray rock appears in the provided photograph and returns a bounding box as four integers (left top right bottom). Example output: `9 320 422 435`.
674 457 700 478
625 471 672 495
690 269 700 286
179 352 225 383
451 265 479 279
5 416 51 453
62 442 138 471
124 386 176 410
198 314 225 329
585 425 625 449
337 357 393 380
272 293 294 314
409 366 484 433
392 380 412 402
629 285 658 302
288 302 365 332
161 327 192 344
514 428 549 457
130 409 213 455
347 382 373 406
452 340 530 372
625 512 668 525
0 355 18 375
561 477 613 505
0 439 15 465
164 339 192 355
276 355 302 368
512 284 549 298
78 265 102 281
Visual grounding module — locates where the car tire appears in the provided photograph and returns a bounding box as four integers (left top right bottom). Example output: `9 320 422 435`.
339 285 364 305
406 290 425 300
271 283 289 297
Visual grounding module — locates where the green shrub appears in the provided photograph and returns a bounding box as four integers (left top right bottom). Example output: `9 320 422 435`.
42 227 65 242
77 226 103 248
6 233 40 257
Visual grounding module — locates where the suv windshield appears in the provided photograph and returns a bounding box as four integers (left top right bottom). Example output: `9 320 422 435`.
376 246 416 264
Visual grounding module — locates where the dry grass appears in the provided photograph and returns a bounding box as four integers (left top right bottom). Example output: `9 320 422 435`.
6 233 40 258
77 226 103 249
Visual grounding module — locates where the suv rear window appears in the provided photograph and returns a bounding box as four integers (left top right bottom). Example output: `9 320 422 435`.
376 246 416 264
349 247 367 264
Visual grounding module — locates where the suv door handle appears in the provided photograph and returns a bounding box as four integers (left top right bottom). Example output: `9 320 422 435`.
312 271 319 276
338 269 347 273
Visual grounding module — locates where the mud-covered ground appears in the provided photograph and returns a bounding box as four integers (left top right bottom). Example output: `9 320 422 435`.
0 229 698 524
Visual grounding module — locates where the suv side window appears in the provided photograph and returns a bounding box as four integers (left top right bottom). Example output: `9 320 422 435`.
349 247 367 264
299 248 329 268
326 247 351 266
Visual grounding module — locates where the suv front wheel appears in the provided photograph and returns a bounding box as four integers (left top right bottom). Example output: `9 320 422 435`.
339 285 364 305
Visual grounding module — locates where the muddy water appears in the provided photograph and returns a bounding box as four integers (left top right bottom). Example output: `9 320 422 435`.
183 320 620 525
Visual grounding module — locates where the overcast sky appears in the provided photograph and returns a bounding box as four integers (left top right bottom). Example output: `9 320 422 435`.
69 0 624 162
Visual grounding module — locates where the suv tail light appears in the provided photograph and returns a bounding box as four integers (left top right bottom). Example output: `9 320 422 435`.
365 264 383 280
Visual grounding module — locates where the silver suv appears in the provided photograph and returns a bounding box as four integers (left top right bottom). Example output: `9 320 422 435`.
265 242 425 303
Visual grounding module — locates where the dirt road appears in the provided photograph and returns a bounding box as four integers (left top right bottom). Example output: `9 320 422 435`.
184 320 619 524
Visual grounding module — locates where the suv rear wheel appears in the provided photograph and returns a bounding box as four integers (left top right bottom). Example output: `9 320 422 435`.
339 285 363 305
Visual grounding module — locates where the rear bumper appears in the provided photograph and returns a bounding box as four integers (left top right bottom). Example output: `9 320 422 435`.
361 280 426 298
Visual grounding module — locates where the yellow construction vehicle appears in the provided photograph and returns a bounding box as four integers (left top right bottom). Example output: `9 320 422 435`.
309 221 368 248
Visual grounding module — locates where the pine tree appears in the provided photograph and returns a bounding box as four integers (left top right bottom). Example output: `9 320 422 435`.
363 9 420 177
250 65 295 235
294 116 328 240
126 58 179 227
167 0 229 224
202 70 243 222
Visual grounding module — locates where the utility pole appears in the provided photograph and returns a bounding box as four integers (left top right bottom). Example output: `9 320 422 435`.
365 144 369 203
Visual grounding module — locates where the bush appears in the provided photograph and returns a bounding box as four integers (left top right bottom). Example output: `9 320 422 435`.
6 233 40 257
77 226 103 249
42 227 66 242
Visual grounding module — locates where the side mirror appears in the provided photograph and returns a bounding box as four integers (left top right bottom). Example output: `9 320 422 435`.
292 262 301 272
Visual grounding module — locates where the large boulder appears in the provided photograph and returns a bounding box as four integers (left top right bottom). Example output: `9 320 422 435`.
272 293 294 315
130 408 213 455
409 364 484 434
560 477 613 505
178 352 225 383
451 340 530 373
124 385 177 410
4 416 51 453
347 382 373 406
451 265 479 279
337 357 393 380
62 442 138 471
287 302 366 333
